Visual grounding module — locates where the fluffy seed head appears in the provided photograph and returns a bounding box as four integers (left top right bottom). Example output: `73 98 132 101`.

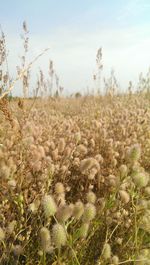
52 224 67 248
40 227 51 252
74 132 81 142
56 205 73 223
83 203 96 222
56 193 66 206
79 223 89 238
80 158 99 173
52 148 58 161
102 243 111 260
64 147 72 157
144 187 150 196
58 138 66 153
90 138 95 147
80 158 93 172
119 190 130 204
119 164 128 179
32 160 42 172
108 174 118 187
55 182 65 194
140 210 150 233
38 145 45 158
137 199 148 211
116 237 123 245
95 154 104 163
127 144 141 163
28 202 37 214
77 144 87 155
112 255 119 264
88 168 98 180
86 191 96 204
42 195 57 218
132 172 149 188
73 201 84 220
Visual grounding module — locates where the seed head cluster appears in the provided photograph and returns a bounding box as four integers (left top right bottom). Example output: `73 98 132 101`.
0 69 150 264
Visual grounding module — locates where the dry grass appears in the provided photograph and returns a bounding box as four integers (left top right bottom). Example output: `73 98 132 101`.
0 95 150 265
0 22 150 265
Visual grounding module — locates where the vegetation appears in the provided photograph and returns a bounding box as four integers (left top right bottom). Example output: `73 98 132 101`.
0 22 150 265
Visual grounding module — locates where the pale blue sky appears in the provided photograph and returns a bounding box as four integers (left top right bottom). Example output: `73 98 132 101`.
1 0 150 95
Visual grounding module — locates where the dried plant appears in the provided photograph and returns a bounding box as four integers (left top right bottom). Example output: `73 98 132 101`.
0 23 150 265
93 47 103 95
104 69 119 97
0 25 11 96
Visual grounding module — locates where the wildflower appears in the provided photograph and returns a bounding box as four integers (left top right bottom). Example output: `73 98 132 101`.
127 144 141 163
80 158 94 173
119 164 128 179
88 168 98 180
42 195 57 218
140 210 150 233
119 190 130 204
112 255 119 264
55 182 65 194
102 243 111 260
58 138 66 153
77 144 87 155
132 172 149 188
144 187 150 196
52 224 66 248
86 191 96 204
73 201 84 220
74 132 81 143
82 203 96 222
79 223 89 238
40 227 51 252
56 204 73 223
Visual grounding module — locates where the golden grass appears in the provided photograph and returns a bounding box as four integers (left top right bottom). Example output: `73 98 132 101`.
0 22 150 265
0 95 150 265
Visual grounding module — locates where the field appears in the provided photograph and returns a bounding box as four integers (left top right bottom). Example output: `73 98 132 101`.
0 94 150 265
0 20 150 265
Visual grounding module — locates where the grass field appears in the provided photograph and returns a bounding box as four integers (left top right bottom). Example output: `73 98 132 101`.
0 19 150 265
0 94 150 265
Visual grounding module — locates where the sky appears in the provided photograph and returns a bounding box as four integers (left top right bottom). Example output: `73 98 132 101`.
1 0 150 95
